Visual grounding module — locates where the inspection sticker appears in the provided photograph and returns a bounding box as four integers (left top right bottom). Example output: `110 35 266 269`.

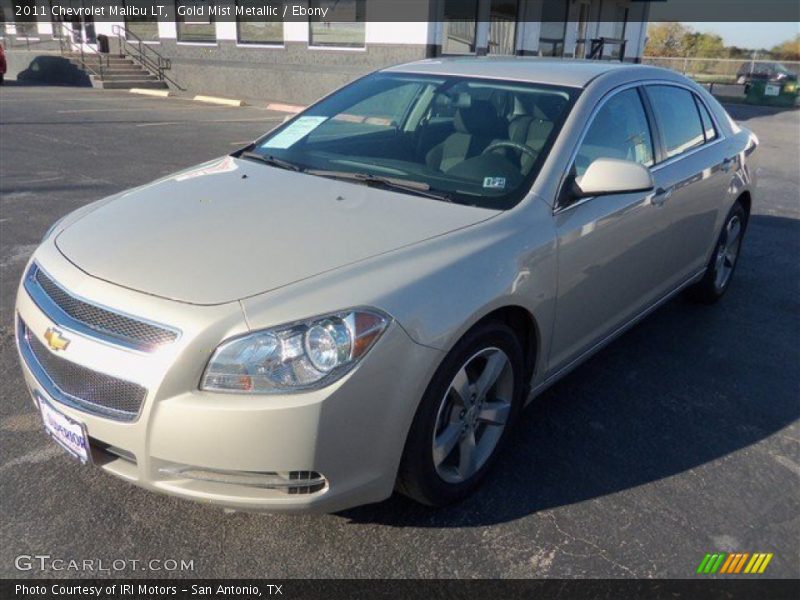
483 177 507 190
262 116 328 149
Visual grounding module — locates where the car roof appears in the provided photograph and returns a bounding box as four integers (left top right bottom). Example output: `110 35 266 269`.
382 56 660 89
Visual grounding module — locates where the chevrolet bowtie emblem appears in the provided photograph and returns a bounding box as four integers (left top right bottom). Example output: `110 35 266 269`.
44 328 70 352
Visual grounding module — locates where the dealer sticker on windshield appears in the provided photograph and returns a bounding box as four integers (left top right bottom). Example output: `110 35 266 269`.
261 116 328 149
483 177 506 190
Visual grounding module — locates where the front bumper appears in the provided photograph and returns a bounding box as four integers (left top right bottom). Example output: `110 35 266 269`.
15 244 443 513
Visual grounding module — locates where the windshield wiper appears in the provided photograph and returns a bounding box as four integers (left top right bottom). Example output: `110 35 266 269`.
305 169 451 202
239 151 303 172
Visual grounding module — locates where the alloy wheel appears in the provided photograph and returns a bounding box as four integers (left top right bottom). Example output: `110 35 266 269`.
714 214 743 292
431 347 514 484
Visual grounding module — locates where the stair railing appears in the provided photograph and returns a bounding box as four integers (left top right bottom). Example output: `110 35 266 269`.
583 37 627 62
111 24 182 89
52 20 107 80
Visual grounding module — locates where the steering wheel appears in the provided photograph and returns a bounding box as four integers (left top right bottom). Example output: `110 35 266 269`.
482 141 539 161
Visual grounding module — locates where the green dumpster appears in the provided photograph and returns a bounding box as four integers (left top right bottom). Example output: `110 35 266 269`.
745 79 799 107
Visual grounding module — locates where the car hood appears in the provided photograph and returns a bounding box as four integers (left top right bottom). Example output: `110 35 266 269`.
55 157 497 305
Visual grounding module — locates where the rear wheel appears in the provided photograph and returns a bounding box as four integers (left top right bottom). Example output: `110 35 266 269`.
688 201 746 303
397 321 524 506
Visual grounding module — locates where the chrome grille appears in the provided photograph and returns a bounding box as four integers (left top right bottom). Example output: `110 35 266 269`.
25 264 179 352
19 319 147 421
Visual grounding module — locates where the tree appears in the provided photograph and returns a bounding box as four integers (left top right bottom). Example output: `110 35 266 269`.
771 35 800 61
645 22 692 57
646 23 730 58
683 32 727 58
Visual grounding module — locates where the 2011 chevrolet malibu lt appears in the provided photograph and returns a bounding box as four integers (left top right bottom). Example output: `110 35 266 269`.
16 58 758 512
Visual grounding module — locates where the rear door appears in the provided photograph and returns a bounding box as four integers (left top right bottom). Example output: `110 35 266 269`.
548 86 673 373
643 84 733 288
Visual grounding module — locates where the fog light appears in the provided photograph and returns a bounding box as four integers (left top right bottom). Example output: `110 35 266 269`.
160 466 327 494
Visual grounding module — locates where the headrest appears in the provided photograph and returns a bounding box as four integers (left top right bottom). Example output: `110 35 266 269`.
454 99 505 137
531 94 567 121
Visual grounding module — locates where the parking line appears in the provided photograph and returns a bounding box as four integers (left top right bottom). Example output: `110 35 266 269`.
58 107 209 113
210 118 282 123
135 118 280 127
135 122 181 127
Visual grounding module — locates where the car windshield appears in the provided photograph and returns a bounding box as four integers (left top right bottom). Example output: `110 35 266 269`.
243 72 578 209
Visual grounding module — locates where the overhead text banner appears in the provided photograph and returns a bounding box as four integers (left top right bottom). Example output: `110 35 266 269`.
7 0 800 23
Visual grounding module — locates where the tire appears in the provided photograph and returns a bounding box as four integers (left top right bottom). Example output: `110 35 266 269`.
397 320 525 506
688 201 747 304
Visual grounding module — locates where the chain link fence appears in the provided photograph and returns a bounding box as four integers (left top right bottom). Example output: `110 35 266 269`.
642 56 800 85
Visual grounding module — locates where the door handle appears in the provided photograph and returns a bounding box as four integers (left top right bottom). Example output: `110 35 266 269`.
651 187 673 207
721 157 734 172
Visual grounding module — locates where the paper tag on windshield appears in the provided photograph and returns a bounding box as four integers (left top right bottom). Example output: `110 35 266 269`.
262 116 328 149
483 177 506 190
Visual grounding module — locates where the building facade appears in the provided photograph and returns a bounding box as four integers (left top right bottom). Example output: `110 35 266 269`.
3 0 650 103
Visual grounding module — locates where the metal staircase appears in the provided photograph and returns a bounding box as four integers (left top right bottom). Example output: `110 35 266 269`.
54 22 178 90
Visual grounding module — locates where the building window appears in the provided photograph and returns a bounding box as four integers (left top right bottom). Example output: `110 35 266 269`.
124 0 159 41
488 0 519 55
308 0 365 48
236 0 283 45
13 0 38 37
47 0 96 43
176 0 216 43
539 0 569 57
442 0 478 54
49 1 64 36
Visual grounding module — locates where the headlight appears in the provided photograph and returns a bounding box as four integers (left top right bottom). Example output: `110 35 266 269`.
201 309 390 393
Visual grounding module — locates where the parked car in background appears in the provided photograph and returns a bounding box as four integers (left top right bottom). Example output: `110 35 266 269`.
737 61 798 87
16 58 758 512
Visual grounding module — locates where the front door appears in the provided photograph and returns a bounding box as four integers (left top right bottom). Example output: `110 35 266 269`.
64 0 96 47
487 0 519 55
548 87 673 373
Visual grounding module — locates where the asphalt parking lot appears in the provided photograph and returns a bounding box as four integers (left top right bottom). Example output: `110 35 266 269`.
1 84 798 579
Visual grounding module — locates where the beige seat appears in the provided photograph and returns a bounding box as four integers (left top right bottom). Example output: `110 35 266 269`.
426 99 508 173
504 95 567 173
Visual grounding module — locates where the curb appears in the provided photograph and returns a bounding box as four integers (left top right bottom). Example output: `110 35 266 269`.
193 95 246 107
129 88 171 98
265 102 306 114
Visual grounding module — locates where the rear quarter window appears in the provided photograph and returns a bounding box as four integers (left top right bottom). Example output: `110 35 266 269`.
694 96 718 142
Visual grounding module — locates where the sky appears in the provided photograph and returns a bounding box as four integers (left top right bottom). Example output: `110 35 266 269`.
682 22 799 49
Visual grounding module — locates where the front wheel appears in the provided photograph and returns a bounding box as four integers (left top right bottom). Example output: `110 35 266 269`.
688 201 746 303
397 321 524 506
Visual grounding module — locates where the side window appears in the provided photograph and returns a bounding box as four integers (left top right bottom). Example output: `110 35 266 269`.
647 85 705 159
338 82 422 126
574 88 654 178
694 96 718 142
306 82 424 142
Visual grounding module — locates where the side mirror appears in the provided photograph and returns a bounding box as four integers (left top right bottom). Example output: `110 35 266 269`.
573 158 654 198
